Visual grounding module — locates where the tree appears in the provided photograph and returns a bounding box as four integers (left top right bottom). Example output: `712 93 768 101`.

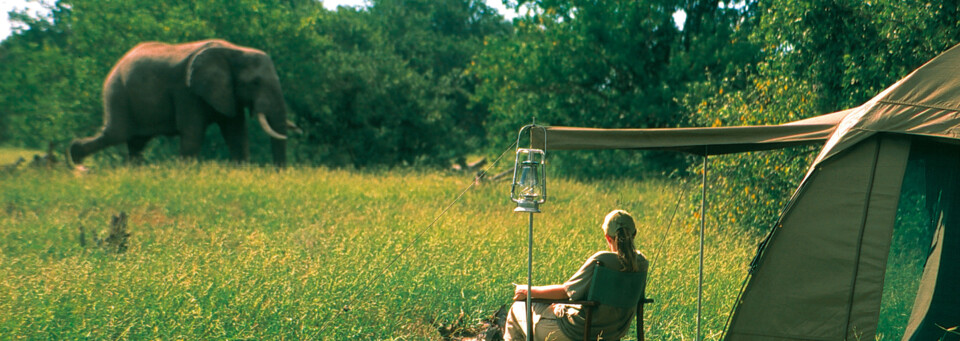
0 0 508 167
291 0 508 167
472 0 761 177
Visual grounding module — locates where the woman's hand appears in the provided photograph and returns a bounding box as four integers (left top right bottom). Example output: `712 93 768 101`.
512 284 568 301
513 284 528 301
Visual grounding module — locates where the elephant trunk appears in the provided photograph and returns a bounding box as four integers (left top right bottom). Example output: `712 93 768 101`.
257 112 287 140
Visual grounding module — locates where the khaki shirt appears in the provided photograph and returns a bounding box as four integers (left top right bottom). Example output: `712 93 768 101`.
557 251 649 340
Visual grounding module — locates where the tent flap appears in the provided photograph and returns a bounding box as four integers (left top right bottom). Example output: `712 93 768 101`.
531 110 850 155
725 135 910 340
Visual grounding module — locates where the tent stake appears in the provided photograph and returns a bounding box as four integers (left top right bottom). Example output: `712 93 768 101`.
698 154 707 341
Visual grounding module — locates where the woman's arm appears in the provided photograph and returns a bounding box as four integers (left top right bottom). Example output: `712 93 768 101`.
513 284 570 301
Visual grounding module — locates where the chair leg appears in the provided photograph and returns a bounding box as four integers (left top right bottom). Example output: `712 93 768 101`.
637 302 645 341
583 306 593 341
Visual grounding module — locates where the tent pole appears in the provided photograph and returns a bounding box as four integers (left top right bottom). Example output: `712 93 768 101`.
698 154 707 341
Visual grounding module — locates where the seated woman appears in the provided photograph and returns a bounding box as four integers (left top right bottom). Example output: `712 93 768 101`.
504 209 649 341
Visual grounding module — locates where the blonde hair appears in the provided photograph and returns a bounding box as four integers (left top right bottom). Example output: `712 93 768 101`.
603 210 639 272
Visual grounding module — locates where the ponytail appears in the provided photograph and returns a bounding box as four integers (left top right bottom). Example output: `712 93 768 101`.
603 209 639 272
615 227 639 272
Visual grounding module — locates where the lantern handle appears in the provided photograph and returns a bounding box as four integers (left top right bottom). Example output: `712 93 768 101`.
514 124 548 151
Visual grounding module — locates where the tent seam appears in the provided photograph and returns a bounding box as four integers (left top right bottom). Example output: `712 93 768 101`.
842 136 882 339
877 99 960 113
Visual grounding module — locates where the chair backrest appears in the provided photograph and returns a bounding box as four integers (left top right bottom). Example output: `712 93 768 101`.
586 261 647 310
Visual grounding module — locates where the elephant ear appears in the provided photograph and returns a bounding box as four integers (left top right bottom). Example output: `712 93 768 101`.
186 46 237 117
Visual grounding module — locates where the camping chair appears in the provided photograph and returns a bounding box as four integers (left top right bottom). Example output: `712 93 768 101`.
521 261 652 341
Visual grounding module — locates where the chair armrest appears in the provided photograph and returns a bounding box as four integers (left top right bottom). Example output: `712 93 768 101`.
515 298 598 307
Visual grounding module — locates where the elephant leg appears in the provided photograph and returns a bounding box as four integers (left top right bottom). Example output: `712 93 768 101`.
218 116 249 162
127 136 153 163
178 123 206 159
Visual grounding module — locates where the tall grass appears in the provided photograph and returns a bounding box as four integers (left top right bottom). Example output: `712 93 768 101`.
0 152 781 339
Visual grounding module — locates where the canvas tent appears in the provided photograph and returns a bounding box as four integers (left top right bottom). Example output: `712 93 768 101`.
530 43 960 340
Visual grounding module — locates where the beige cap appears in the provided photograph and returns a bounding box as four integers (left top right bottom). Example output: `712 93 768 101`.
602 209 636 237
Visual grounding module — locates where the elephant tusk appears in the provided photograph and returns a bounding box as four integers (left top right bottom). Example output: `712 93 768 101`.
258 112 287 140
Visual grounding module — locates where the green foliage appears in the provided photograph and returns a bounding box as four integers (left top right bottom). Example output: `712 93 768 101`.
0 42 85 147
0 0 507 167
470 0 765 178
680 63 822 230
750 0 960 111
473 0 680 141
877 156 934 339
2 0 960 239
679 0 960 231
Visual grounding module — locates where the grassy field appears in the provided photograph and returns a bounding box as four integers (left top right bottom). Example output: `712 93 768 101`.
0 147 916 339
0 147 42 166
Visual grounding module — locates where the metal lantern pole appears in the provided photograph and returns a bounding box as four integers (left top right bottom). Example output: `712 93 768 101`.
697 153 707 341
510 125 546 341
526 212 534 341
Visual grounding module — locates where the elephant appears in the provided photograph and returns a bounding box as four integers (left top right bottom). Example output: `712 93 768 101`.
68 39 297 166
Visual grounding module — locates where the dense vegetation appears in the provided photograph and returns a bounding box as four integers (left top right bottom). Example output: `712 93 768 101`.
0 0 511 167
4 1 960 232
